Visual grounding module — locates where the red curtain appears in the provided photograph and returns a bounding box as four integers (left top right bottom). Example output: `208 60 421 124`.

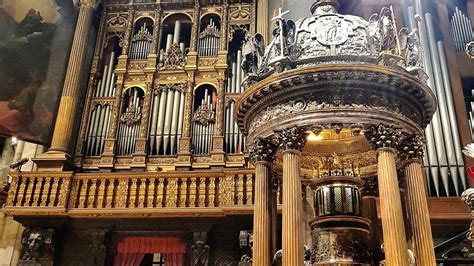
114 237 186 266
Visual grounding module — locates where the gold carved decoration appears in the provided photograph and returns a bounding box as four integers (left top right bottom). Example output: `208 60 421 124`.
160 43 186 70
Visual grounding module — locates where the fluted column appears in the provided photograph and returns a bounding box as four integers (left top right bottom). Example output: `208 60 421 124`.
401 135 436 266
366 124 409 266
49 0 98 153
249 138 277 266
277 127 306 266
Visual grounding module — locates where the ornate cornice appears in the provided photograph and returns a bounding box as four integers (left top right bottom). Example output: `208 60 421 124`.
248 138 278 163
398 133 425 161
364 124 402 151
275 126 307 151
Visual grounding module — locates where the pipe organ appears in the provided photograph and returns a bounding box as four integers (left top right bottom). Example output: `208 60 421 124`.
225 101 245 154
84 52 117 156
407 2 467 196
130 22 153 60
450 7 473 53
226 49 245 93
198 18 220 57
192 87 215 155
149 83 186 156
116 87 143 156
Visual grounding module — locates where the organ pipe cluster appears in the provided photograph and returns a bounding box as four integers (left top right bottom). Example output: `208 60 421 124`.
85 52 116 156
159 21 186 63
130 23 153 60
225 101 245 154
226 49 245 93
408 1 466 196
149 84 186 156
450 7 474 53
192 88 215 155
198 18 220 57
117 88 143 155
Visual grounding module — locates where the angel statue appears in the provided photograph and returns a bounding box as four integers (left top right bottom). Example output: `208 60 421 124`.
399 28 422 68
463 143 474 158
241 33 265 75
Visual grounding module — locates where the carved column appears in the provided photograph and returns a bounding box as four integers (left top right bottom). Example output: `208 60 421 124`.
211 78 226 163
362 176 383 264
37 0 99 169
400 134 436 266
177 77 194 167
366 124 409 266
278 127 306 266
249 138 277 266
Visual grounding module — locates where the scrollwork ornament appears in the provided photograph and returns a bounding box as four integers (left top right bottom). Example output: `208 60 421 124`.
364 124 402 150
276 126 307 151
120 104 141 126
248 138 278 163
398 133 425 161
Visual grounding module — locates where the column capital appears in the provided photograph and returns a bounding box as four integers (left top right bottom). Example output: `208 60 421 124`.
364 124 402 150
398 133 425 162
249 137 278 163
275 126 307 151
73 0 101 9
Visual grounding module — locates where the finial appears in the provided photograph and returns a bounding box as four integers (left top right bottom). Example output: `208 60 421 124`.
310 0 340 15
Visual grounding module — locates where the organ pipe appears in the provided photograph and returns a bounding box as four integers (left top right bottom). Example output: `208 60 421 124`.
192 88 215 155
450 7 474 52
198 18 220 57
130 22 153 60
224 101 245 154
149 84 185 156
226 49 245 93
116 88 142 155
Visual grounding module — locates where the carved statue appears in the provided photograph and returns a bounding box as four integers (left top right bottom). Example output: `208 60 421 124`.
241 33 265 75
21 228 54 261
379 7 396 53
272 245 311 266
379 243 416 266
400 28 422 68
191 231 210 266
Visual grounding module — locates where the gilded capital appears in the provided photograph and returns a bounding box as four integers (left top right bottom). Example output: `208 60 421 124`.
73 0 100 9
276 126 307 151
248 138 278 163
398 133 425 161
364 124 402 151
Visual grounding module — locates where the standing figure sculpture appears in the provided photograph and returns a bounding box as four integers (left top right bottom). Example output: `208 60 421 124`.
191 231 210 266
399 28 422 68
241 33 265 75
379 7 397 53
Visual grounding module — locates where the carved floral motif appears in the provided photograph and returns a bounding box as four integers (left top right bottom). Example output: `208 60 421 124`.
276 126 307 151
248 137 278 162
364 124 402 150
160 43 186 70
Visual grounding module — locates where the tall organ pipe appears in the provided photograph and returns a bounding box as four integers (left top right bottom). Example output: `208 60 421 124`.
166 34 173 51
173 21 181 44
149 92 160 152
437 41 467 191
426 13 458 195
170 88 181 154
236 50 242 93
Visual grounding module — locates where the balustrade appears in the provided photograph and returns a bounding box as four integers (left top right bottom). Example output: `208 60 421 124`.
4 169 275 217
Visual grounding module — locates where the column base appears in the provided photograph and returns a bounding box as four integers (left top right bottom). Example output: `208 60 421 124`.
32 150 74 171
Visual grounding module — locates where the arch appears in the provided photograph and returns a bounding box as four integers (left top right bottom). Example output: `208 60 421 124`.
123 86 146 95
193 82 217 93
200 11 221 20
162 12 192 23
134 15 155 23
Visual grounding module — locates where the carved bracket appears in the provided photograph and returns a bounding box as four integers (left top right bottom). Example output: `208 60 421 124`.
398 133 425 161
364 124 402 150
248 137 278 163
275 126 307 151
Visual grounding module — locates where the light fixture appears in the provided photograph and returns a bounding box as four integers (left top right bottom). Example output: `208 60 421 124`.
307 132 323 141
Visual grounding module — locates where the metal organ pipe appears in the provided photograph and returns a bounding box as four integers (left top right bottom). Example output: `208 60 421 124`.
437 41 467 191
451 7 474 52
173 21 181 44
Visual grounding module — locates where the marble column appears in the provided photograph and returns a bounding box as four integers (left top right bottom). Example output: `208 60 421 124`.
50 0 98 153
366 124 409 266
249 138 277 266
278 127 306 266
401 135 436 266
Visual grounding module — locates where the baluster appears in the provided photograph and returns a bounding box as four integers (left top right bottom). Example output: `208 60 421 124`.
138 178 146 208
224 175 235 206
218 176 226 207
24 177 35 206
87 179 97 208
166 178 178 207
6 176 19 206
179 178 188 207
209 177 216 207
32 177 43 206
16 177 27 206
78 180 88 208
68 179 80 208
58 177 71 207
41 177 51 207
49 177 60 207
129 179 138 208
189 178 197 207
245 174 253 205
147 178 156 208
105 179 114 208
116 179 128 208
237 174 244 205
198 177 206 207
97 179 106 208
157 178 165 207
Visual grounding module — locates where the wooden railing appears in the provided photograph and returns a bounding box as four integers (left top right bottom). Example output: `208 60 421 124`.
4 169 283 217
